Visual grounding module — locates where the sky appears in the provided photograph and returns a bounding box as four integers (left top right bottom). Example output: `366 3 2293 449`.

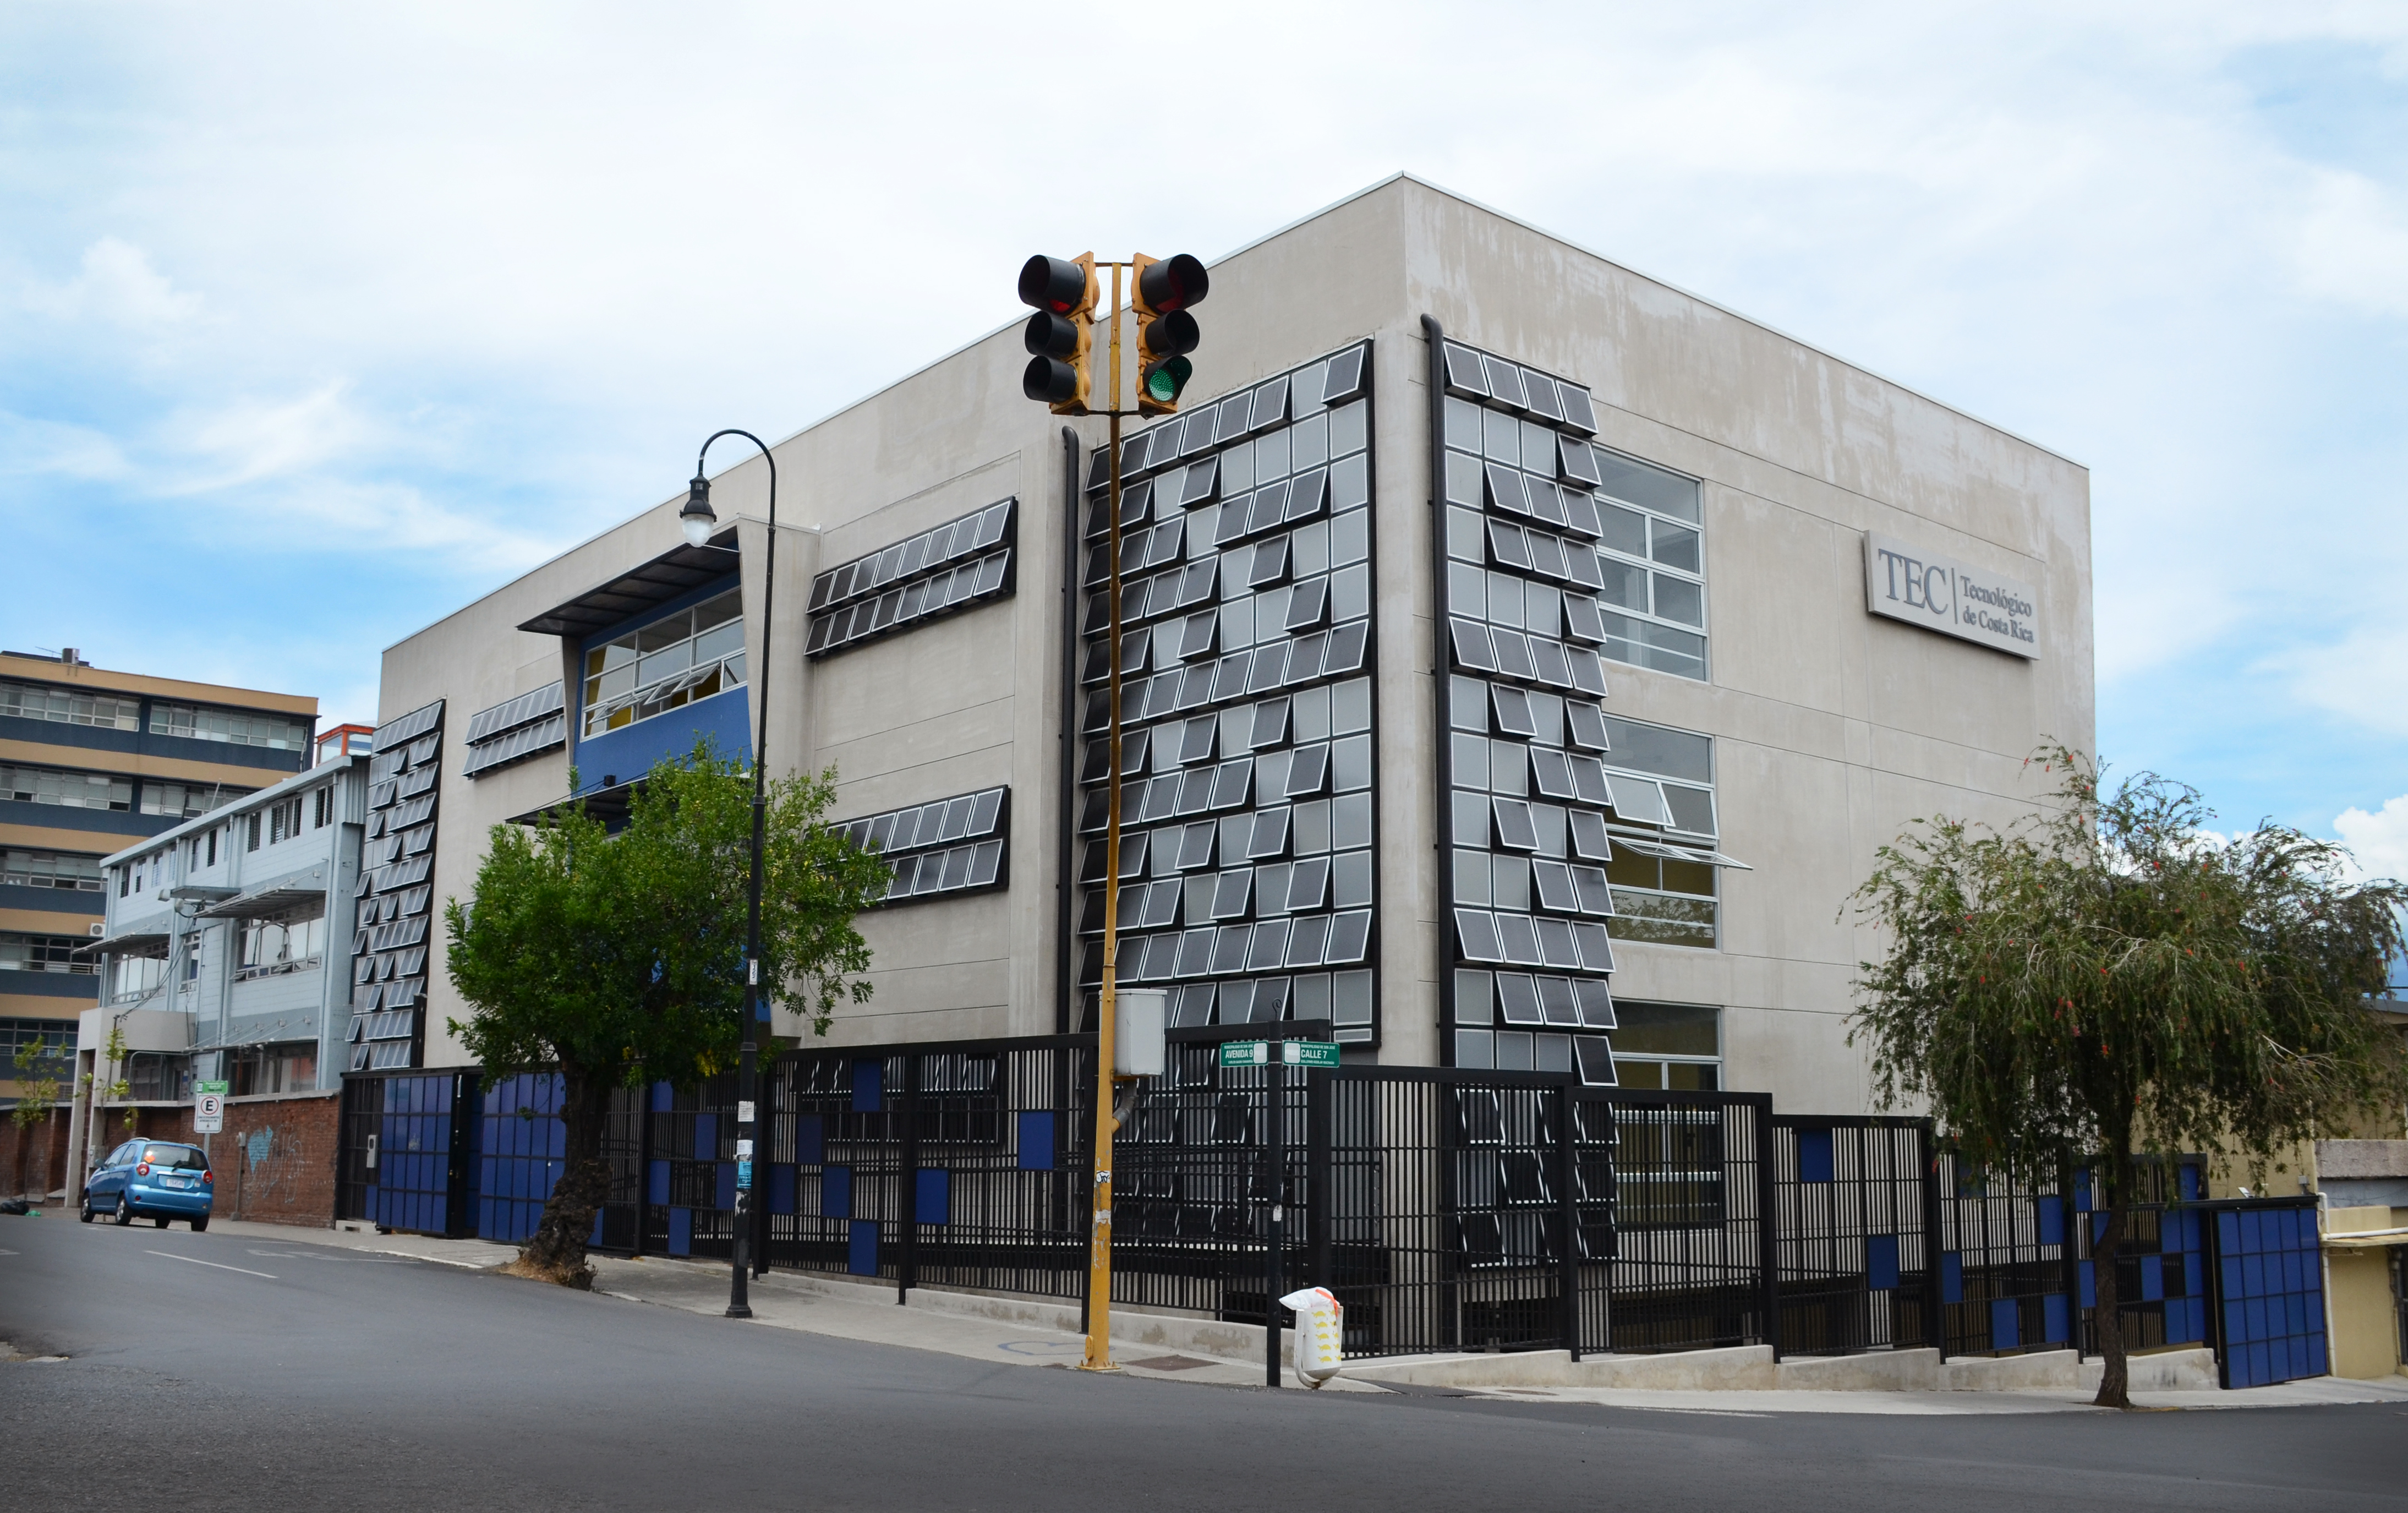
3 3 2404 877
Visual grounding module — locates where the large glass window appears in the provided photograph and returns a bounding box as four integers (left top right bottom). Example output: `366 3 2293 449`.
231 1040 318 1095
1591 452 1707 680
0 678 141 731
582 588 746 738
0 1017 75 1063
149 702 309 751
1592 712 1725 949
1610 1001 1721 1089
2 763 132 811
239 913 328 975
1 849 103 891
0 932 97 975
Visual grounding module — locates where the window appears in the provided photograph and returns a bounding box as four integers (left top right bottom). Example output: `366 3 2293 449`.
140 1143 209 1168
124 1051 192 1101
231 1041 318 1096
0 1017 74 1064
311 785 332 828
1 850 103 891
147 702 309 750
1592 713 1727 949
239 913 327 974
140 780 251 819
1610 1001 1721 1089
206 828 218 867
267 796 304 844
582 588 747 738
1 763 132 811
1590 452 1707 680
245 813 261 852
0 932 96 975
0 678 141 731
110 953 164 1000
808 500 1018 659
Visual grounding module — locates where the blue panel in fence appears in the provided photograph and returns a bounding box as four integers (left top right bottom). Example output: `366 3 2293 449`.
694 1113 719 1158
2078 1260 2095 1309
2073 1169 2092 1212
822 1165 852 1220
2139 1254 2163 1302
1865 1234 1900 1292
1017 1111 1055 1171
796 1115 825 1167
2034 1194 2065 1247
1797 1129 1834 1184
849 1219 879 1276
589 1209 604 1246
649 1159 671 1206
651 1080 674 1112
769 1164 796 1216
852 1059 883 1112
1940 1251 1963 1304
1990 1297 2020 1351
669 1207 692 1256
715 1162 737 1212
916 1168 951 1226
2177 1164 2202 1201
2042 1292 2069 1345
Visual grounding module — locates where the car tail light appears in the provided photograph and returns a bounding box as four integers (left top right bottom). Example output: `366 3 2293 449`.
136 1162 151 1176
201 1171 214 1185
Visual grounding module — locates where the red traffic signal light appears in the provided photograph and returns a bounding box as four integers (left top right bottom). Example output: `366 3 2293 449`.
1018 253 1097 413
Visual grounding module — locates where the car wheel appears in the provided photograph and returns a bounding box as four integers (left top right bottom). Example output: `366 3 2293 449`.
191 1216 209 1232
113 1194 133 1226
80 1199 96 1223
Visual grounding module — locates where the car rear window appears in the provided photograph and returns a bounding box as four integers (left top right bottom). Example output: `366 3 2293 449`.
143 1145 208 1170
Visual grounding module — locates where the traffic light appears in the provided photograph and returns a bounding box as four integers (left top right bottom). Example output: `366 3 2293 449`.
1131 253 1210 414
1018 253 1098 414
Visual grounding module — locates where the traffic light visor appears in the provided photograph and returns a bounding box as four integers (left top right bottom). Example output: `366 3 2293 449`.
1136 253 1209 313
1024 311 1081 358
1019 255 1090 315
1025 355 1081 404
1141 310 1199 358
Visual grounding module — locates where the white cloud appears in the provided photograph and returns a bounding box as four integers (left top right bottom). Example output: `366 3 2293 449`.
2334 794 2408 884
2259 624 2408 738
0 410 130 479
20 236 203 329
2292 169 2408 317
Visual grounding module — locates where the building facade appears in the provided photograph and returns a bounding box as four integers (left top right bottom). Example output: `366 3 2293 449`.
375 178 2093 1116
2 648 317 1111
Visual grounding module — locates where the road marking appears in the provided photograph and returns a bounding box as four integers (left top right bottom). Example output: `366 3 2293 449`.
146 1250 276 1279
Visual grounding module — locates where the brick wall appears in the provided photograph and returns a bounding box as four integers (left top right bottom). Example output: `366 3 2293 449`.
1 1107 70 1200
85 1095 342 1227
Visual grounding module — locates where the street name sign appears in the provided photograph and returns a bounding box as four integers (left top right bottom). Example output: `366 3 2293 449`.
1218 1041 1340 1068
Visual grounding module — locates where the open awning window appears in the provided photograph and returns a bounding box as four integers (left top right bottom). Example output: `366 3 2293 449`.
517 526 739 638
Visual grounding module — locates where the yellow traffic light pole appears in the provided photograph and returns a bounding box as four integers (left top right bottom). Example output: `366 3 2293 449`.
1085 255 1128 1373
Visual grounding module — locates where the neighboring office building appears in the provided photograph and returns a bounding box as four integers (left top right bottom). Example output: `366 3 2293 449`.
1 647 316 1195
371 176 2092 1119
66 748 368 1223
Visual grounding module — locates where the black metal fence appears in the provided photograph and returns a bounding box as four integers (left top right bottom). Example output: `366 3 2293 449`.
343 1038 2267 1369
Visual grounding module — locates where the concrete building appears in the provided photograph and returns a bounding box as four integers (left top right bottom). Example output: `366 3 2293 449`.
373 176 2092 1116
3 648 317 1111
63 749 370 1214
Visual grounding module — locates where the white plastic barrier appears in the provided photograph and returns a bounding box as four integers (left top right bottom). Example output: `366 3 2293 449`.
1281 1286 1344 1388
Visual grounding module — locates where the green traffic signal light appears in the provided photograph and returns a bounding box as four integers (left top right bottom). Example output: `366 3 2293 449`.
1144 357 1192 405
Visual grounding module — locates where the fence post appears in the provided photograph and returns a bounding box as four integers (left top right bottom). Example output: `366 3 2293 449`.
899 1053 921 1305
1918 1121 1945 1359
1555 1083 1579 1362
1755 1096 1781 1360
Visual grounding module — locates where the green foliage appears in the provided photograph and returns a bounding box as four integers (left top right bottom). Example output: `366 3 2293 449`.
11 1037 59 1129
1847 746 2406 1188
444 740 890 1095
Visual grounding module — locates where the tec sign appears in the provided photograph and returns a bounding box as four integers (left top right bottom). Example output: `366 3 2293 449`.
1862 533 2041 659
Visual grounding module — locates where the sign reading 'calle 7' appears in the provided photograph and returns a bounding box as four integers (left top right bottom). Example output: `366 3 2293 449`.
1862 532 2042 659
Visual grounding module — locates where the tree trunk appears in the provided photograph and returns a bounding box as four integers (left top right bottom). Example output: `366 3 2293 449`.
519 1063 611 1288
2090 1150 2130 1409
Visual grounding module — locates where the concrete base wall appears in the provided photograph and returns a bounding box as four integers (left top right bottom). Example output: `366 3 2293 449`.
2076 1348 2219 1392
1775 1348 1941 1391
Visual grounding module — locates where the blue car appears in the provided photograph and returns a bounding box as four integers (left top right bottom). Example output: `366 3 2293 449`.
81 1139 214 1230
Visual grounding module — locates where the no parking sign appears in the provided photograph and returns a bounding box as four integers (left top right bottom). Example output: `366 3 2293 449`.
194 1080 228 1134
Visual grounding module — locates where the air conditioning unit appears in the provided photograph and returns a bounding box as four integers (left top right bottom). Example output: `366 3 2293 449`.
89 924 106 937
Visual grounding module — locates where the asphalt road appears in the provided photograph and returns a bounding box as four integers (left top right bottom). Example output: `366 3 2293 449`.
3 1215 2403 1512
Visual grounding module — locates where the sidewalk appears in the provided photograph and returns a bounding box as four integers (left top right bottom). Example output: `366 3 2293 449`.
204 1219 2408 1414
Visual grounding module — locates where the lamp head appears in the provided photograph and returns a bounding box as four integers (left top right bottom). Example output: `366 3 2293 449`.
679 473 716 548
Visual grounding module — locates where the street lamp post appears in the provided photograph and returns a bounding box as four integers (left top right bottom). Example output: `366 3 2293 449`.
678 429 777 1320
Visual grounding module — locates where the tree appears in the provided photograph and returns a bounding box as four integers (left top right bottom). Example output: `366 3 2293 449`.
1847 747 2406 1408
12 1033 62 1200
446 744 888 1287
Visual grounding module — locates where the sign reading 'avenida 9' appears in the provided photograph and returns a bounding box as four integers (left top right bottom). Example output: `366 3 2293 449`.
1862 533 2041 659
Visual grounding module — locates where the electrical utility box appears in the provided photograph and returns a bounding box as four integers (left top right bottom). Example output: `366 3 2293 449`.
1115 987 1167 1077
